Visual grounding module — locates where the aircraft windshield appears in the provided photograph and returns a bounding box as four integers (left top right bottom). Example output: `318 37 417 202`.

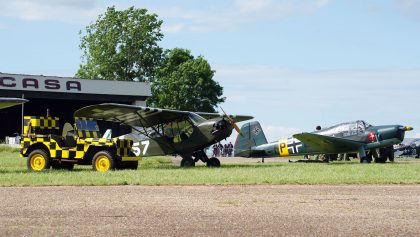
363 121 372 128
318 120 371 136
188 112 206 125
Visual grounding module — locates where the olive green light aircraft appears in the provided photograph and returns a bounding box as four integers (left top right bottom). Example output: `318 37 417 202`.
234 120 413 163
0 97 27 109
75 103 253 167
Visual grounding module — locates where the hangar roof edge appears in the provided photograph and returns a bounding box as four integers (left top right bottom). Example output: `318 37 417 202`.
0 72 151 97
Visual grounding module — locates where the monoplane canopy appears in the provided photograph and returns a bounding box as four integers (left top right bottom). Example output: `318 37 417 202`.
74 103 253 128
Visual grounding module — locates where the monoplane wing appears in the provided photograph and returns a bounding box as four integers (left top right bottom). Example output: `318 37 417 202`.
74 103 193 127
74 103 253 128
293 133 363 153
0 97 28 109
196 112 253 123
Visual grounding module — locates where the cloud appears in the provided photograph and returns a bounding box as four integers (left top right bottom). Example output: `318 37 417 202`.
151 0 331 33
0 0 101 24
394 0 420 21
0 1 331 30
161 23 185 33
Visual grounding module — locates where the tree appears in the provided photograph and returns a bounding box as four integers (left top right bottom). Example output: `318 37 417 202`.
76 6 163 82
148 48 225 112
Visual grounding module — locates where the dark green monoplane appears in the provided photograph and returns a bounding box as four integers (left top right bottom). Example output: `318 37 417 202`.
75 103 252 167
235 120 413 163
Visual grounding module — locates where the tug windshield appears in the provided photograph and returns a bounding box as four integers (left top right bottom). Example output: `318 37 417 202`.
75 119 99 131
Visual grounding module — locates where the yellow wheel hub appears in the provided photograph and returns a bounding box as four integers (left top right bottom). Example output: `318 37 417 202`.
95 155 110 172
30 154 46 171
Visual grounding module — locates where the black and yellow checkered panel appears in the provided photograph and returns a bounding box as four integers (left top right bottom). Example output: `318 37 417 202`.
75 117 101 139
23 116 60 135
114 139 134 157
77 130 100 139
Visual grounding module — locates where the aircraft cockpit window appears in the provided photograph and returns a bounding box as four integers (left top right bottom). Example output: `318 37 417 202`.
357 121 366 133
363 121 372 128
349 122 358 132
188 112 206 125
163 119 194 143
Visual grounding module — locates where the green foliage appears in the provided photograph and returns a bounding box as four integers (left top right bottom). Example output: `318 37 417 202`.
76 6 163 82
1 151 419 186
148 48 225 112
0 145 19 153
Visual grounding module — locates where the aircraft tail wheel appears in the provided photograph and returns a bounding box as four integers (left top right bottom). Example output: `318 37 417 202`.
181 157 195 167
206 157 221 167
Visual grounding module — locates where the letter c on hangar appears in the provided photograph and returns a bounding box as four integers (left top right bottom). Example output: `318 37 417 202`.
0 77 16 87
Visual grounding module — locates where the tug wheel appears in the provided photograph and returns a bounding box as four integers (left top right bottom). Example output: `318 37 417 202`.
27 149 50 172
92 151 115 172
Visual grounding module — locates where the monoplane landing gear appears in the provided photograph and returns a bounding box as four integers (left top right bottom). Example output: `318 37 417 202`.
358 147 371 164
180 155 195 167
372 146 394 163
192 150 221 168
207 157 221 167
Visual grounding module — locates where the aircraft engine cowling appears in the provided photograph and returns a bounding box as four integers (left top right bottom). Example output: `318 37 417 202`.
212 119 229 134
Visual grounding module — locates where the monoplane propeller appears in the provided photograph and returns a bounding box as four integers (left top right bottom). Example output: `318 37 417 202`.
220 107 244 137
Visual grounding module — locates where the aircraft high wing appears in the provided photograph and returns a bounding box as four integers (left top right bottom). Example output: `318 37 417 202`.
75 103 252 128
75 103 253 167
235 120 413 163
0 97 28 109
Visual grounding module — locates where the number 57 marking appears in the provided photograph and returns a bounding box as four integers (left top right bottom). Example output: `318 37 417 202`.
132 140 150 156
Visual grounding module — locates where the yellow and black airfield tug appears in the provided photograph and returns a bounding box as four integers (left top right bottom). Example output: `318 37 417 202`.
20 113 140 172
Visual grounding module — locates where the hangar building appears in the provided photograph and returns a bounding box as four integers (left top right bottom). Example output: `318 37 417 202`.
0 72 151 139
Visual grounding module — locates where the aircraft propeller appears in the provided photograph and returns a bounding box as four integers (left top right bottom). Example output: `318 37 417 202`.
220 107 244 137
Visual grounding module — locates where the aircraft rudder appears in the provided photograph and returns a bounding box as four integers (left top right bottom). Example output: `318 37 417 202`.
234 121 268 156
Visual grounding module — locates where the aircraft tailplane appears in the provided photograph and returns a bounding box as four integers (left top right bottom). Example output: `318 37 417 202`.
234 121 268 157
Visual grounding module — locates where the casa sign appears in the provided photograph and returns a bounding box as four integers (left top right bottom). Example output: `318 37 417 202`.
0 76 81 91
0 73 152 96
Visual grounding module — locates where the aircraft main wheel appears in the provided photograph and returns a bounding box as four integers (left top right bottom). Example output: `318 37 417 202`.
387 146 395 162
360 155 371 164
207 157 221 167
27 149 50 172
375 148 388 163
181 157 195 167
92 151 115 172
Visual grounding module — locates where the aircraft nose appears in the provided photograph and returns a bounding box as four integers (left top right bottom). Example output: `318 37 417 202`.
214 119 229 130
211 119 230 135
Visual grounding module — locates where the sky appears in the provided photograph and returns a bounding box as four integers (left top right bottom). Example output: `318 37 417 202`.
1 0 420 142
